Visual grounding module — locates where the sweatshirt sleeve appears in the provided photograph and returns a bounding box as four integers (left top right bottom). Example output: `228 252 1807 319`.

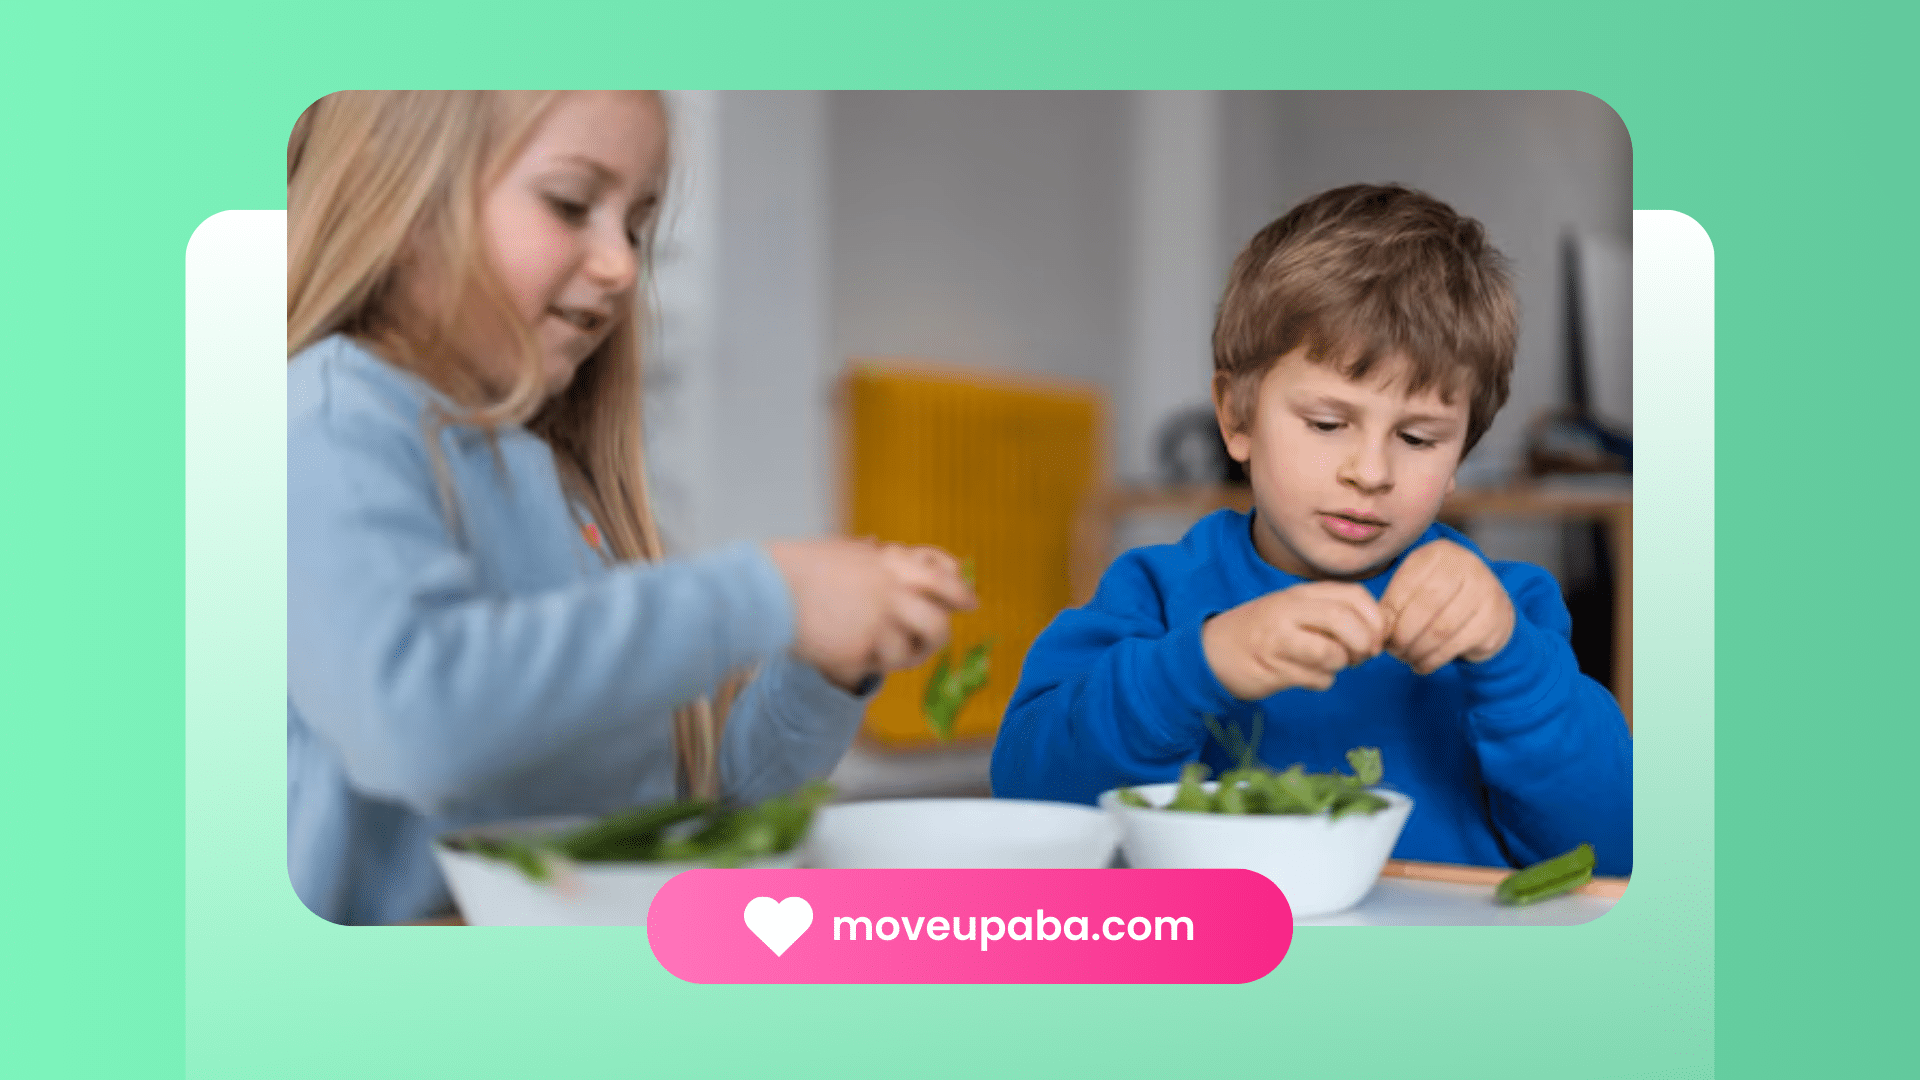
1456 562 1634 876
287 391 796 818
718 657 874 805
991 554 1243 805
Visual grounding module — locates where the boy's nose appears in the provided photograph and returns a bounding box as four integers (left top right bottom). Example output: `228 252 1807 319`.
1339 440 1393 492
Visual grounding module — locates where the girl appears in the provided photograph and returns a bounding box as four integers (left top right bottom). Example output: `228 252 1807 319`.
287 90 973 925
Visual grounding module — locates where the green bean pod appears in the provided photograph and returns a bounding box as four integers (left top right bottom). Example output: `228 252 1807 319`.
1495 843 1596 905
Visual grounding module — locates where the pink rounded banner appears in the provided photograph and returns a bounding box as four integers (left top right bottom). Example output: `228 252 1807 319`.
646 869 1292 984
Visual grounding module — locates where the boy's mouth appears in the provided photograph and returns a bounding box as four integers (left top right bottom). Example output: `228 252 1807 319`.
1319 510 1388 543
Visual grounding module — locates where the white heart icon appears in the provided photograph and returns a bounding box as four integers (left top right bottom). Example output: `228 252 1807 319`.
742 896 813 957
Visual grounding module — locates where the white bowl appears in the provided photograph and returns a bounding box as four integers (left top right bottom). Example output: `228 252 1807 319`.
1097 783 1414 918
803 798 1120 868
433 817 797 926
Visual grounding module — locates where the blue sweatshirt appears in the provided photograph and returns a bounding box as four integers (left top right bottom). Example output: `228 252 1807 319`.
288 335 872 925
991 510 1632 876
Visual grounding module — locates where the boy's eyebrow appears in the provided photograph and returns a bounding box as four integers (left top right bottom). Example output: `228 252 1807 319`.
1295 393 1460 427
1398 410 1463 427
1296 393 1361 414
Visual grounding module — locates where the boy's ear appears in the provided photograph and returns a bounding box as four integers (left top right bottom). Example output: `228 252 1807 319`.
1212 373 1253 464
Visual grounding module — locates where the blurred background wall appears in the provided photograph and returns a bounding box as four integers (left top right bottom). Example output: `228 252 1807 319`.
648 89 1630 554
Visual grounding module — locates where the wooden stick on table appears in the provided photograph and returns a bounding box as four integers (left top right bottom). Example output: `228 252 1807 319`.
1381 858 1629 899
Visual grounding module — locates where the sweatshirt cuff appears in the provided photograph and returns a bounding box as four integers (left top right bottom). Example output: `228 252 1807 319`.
1456 611 1562 717
767 652 879 714
1136 617 1244 753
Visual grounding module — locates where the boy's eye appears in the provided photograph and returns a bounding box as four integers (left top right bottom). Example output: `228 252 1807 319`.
1307 419 1342 433
1399 432 1437 448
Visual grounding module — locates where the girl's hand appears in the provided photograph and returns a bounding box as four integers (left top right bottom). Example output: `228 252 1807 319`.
1201 581 1386 700
1379 539 1515 675
766 539 978 692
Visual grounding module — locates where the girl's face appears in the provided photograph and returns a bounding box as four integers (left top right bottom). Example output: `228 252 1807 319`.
466 91 667 396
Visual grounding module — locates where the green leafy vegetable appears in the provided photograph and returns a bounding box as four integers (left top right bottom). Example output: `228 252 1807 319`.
1494 843 1595 905
1346 746 1383 787
921 557 993 741
1113 716 1390 819
454 782 834 883
1168 762 1214 811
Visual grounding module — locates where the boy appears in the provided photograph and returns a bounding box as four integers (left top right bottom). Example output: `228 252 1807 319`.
991 184 1631 876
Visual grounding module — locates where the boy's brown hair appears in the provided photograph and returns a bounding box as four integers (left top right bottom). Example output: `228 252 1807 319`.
1212 183 1517 456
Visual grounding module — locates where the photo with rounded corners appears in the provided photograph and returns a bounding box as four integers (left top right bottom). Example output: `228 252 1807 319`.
284 89 1633 932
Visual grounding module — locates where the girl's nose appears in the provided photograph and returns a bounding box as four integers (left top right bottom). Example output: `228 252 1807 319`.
583 222 638 293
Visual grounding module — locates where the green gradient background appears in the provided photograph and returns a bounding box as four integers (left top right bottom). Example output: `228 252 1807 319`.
5 1 1907 1077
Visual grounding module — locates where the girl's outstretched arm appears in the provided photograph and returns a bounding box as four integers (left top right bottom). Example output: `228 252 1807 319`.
715 658 873 805
288 359 799 816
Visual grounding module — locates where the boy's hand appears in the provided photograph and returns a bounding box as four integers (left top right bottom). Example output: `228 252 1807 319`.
1202 582 1387 699
767 539 978 692
1380 539 1515 675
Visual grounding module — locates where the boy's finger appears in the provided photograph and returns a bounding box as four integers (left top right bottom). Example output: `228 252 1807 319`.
1328 583 1388 646
1411 601 1491 675
1290 627 1350 674
1299 599 1383 665
1387 574 1464 657
1379 551 1435 617
1276 657 1337 692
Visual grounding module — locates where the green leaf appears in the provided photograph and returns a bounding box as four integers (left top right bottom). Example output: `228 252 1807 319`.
1215 781 1249 815
1330 791 1390 821
1346 746 1383 787
1168 762 1213 812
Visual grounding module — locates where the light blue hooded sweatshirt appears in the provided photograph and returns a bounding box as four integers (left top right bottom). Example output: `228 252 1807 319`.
287 335 868 925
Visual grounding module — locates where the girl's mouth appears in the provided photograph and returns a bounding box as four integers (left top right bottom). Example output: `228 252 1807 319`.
549 306 608 334
1319 511 1387 543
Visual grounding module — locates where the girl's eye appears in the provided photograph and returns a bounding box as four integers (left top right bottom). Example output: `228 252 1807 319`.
1307 419 1342 433
626 199 659 248
1400 432 1437 448
545 196 590 226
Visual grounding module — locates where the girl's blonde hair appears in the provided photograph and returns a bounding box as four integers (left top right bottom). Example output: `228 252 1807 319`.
288 90 738 800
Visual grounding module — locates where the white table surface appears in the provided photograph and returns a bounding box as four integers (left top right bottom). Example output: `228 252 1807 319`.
1296 875 1616 926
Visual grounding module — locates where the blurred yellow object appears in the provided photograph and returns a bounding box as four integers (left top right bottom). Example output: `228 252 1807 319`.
841 361 1104 747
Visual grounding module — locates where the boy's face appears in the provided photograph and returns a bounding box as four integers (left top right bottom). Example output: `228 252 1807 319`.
1216 348 1469 581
